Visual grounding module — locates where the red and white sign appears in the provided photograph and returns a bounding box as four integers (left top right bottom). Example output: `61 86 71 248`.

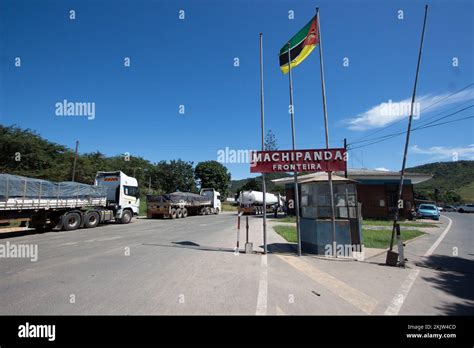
250 148 347 173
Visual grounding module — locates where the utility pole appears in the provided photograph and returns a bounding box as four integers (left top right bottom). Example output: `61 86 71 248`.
71 140 79 182
344 138 348 179
387 5 428 267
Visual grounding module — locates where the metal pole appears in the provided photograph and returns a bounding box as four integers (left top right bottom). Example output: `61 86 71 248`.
246 216 249 244
344 138 348 179
316 8 337 257
259 32 268 255
71 140 79 182
236 213 242 254
287 42 302 256
388 5 428 265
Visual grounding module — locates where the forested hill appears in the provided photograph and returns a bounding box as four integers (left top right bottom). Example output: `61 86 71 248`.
406 160 474 203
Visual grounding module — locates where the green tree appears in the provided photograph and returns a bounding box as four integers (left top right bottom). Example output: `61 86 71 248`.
154 159 197 193
264 129 278 151
195 161 231 198
240 178 261 191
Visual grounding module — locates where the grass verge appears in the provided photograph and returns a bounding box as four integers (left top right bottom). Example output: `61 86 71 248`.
363 219 438 228
270 216 296 223
273 225 425 249
221 202 238 212
362 228 425 248
273 225 298 243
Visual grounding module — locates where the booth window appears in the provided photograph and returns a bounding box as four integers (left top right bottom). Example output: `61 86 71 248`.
300 182 357 219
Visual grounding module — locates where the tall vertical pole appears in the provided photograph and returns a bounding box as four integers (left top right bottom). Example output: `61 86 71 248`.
287 42 302 256
344 138 348 179
388 5 428 266
316 8 337 257
259 33 268 255
71 140 79 182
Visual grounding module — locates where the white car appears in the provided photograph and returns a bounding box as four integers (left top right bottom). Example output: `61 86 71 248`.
458 204 474 213
437 206 444 212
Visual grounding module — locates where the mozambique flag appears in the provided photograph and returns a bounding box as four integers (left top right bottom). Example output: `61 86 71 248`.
279 15 319 74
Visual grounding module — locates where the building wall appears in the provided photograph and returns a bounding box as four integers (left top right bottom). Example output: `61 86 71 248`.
284 182 415 219
357 184 414 219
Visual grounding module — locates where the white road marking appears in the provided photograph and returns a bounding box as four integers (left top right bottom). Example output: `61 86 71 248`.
95 236 124 242
424 216 453 257
278 255 377 314
384 268 420 315
58 242 78 246
384 215 453 315
255 254 268 315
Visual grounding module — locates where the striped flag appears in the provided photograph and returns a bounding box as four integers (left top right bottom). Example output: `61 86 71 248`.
279 15 319 74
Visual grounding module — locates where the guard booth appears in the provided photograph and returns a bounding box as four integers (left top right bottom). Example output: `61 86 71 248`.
298 174 362 256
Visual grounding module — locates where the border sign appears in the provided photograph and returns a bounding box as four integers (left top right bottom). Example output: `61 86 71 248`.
250 148 346 173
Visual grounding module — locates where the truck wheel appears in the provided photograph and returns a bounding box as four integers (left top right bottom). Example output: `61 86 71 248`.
199 207 206 215
170 208 177 219
84 211 100 228
120 210 132 224
63 212 81 231
177 208 183 218
215 207 220 215
182 208 188 218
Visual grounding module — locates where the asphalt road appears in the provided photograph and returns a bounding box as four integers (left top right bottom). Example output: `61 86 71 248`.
0 211 472 315
397 212 474 315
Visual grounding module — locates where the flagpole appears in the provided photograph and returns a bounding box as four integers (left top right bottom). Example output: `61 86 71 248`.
287 42 302 256
316 7 337 257
259 33 268 255
387 5 428 267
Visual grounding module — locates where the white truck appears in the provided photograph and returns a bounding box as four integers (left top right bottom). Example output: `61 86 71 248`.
237 190 284 215
0 171 140 231
146 188 221 219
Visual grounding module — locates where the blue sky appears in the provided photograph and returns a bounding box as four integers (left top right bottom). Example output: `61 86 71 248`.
1 0 473 180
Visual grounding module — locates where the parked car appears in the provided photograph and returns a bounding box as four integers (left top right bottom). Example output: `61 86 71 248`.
443 205 457 212
458 204 474 213
437 206 444 212
417 204 440 220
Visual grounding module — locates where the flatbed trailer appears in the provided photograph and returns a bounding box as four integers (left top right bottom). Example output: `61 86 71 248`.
147 189 221 219
0 172 140 231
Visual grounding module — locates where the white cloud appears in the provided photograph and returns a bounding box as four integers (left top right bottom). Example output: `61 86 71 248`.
374 167 390 171
344 88 474 131
410 144 474 160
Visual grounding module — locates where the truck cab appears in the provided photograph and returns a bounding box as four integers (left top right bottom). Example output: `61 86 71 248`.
95 171 140 223
200 188 221 214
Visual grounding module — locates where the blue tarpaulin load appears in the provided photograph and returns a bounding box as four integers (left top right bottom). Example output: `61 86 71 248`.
0 174 107 200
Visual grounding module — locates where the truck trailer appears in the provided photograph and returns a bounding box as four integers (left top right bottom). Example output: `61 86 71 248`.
237 190 284 215
0 171 140 231
146 188 221 219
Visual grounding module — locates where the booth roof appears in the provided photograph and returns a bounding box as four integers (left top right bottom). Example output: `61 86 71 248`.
272 172 356 186
271 168 432 186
